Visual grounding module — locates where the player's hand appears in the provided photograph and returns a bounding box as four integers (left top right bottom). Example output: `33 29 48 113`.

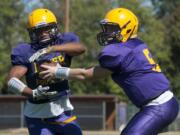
39 64 70 80
32 85 57 100
39 64 59 80
29 47 52 62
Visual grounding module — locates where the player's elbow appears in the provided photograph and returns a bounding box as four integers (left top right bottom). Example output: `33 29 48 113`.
76 43 86 54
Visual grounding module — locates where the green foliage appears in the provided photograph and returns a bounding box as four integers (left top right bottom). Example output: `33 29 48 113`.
69 0 121 98
0 0 179 100
151 0 180 98
165 4 180 98
70 0 109 66
151 0 179 18
0 1 28 93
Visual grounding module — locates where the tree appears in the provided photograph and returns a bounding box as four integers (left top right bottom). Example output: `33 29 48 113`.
151 0 180 98
165 4 180 98
0 1 27 93
68 0 118 96
151 0 179 18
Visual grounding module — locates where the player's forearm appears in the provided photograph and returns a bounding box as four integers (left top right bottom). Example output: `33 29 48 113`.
69 66 112 80
68 68 93 80
6 66 32 96
21 87 33 98
7 77 33 98
40 65 111 80
55 67 102 80
49 43 86 56
55 67 89 80
7 77 54 100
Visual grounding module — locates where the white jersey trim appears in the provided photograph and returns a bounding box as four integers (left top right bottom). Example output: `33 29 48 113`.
145 90 173 106
24 96 74 118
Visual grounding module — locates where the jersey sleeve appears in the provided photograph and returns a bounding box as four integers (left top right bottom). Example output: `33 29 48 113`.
61 32 80 43
11 44 29 67
68 32 80 42
98 46 122 72
57 32 80 60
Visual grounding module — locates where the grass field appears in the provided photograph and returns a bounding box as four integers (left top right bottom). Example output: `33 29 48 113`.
0 128 180 135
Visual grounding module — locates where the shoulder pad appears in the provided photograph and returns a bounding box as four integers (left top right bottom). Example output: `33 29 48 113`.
57 32 79 43
12 43 32 56
98 44 123 71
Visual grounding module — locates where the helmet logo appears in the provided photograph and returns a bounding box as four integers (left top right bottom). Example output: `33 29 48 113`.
119 14 125 19
35 16 47 27
36 22 47 27
42 15 47 21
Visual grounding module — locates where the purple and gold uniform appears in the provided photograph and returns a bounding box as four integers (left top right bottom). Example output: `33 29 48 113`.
12 33 77 104
11 33 82 135
99 38 170 107
98 38 179 135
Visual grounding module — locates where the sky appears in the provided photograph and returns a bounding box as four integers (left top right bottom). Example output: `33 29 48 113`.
22 0 43 12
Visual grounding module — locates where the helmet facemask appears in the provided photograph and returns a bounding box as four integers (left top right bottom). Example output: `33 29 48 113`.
28 22 58 49
97 20 122 46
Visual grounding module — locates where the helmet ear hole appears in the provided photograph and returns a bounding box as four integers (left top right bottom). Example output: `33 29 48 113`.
116 34 123 40
126 29 131 34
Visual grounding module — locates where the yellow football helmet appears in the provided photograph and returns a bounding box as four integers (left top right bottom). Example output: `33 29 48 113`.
97 8 138 45
27 8 58 47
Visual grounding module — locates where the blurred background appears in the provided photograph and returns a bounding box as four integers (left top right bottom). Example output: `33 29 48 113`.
0 0 180 134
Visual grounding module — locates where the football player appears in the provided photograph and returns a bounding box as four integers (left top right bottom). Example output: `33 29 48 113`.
7 8 86 135
39 8 179 135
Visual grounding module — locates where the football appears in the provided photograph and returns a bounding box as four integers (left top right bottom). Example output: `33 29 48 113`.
37 61 57 79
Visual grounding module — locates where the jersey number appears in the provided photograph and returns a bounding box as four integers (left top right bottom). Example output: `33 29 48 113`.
143 49 161 72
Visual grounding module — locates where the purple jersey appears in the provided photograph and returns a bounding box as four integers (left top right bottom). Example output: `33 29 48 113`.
98 38 170 107
11 32 79 103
